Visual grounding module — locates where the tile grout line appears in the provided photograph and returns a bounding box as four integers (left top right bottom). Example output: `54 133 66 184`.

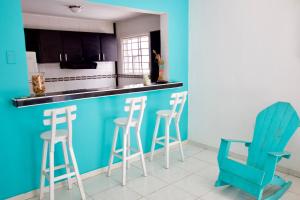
87 143 193 199
102 143 203 199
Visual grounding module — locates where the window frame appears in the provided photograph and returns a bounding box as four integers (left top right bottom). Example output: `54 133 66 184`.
121 34 150 75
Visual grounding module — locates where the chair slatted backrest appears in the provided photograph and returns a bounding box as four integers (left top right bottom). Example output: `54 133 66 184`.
124 96 147 132
247 102 299 169
43 105 77 149
170 91 188 121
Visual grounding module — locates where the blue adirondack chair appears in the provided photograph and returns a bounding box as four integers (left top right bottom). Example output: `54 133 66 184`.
215 102 299 200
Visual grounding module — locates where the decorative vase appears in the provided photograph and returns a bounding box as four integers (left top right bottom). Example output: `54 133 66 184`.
143 75 151 86
158 65 165 81
32 73 46 96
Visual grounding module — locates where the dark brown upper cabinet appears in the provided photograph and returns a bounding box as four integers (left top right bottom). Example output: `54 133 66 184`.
24 29 38 52
24 29 117 63
61 31 83 63
81 32 101 62
100 34 117 62
25 29 63 63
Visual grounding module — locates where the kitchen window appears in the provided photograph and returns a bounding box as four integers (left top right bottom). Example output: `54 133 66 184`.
122 35 150 75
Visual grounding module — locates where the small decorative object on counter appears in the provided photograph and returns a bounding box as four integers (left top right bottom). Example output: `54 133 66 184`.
143 75 151 86
32 73 46 96
153 50 166 82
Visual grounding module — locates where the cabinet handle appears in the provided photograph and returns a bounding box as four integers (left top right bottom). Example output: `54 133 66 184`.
103 53 105 61
99 53 101 61
65 54 68 62
59 53 62 62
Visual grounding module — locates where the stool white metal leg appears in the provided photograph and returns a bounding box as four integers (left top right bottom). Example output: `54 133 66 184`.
39 105 86 200
107 126 119 176
150 91 188 169
175 121 184 162
165 118 171 169
62 141 72 190
127 130 130 169
107 96 147 186
39 141 48 200
69 145 86 199
122 131 128 186
136 127 147 176
49 151 55 200
150 116 160 161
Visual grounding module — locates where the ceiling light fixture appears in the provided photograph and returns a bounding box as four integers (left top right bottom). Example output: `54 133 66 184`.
69 5 82 13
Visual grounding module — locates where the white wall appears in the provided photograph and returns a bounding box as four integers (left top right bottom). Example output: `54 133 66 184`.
116 14 160 39
23 13 114 33
116 14 161 85
189 0 300 172
160 14 169 81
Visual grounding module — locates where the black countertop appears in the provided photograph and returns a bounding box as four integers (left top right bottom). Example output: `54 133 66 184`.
12 82 183 108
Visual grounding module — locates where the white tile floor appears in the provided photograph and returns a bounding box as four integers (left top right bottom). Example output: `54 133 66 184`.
31 143 300 200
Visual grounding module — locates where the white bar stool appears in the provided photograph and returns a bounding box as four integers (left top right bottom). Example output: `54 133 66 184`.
150 91 188 169
107 96 147 186
39 105 86 200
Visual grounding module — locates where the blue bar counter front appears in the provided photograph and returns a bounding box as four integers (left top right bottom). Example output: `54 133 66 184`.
0 0 188 199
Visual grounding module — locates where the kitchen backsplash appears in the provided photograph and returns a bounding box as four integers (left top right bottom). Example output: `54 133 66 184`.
26 52 145 94
30 62 116 93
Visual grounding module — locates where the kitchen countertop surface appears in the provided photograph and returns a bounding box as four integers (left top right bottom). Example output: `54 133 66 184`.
12 82 183 108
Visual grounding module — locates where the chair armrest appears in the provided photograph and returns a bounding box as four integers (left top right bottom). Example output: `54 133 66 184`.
268 151 291 159
218 139 251 164
222 138 251 147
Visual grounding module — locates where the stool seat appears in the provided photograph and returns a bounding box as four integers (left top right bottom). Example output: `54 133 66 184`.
157 110 177 118
114 117 138 127
40 129 68 141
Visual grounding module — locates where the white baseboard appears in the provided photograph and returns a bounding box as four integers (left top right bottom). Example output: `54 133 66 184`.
188 140 300 178
8 141 188 200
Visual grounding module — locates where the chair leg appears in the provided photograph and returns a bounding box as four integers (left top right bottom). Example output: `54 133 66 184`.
49 151 55 200
264 180 292 200
107 126 119 176
165 118 170 169
215 178 228 187
270 175 286 187
214 173 229 187
150 116 160 161
122 131 128 186
135 128 147 177
69 145 86 200
62 141 72 190
175 122 184 162
256 189 263 200
39 141 48 200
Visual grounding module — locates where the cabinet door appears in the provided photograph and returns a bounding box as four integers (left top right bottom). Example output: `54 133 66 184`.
100 34 117 62
37 30 63 63
62 31 83 62
81 33 101 62
24 29 39 52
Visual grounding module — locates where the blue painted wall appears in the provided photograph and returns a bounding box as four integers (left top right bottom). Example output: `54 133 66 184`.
0 0 188 198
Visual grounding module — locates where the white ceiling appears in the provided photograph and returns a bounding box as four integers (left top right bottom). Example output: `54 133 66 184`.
22 0 147 21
